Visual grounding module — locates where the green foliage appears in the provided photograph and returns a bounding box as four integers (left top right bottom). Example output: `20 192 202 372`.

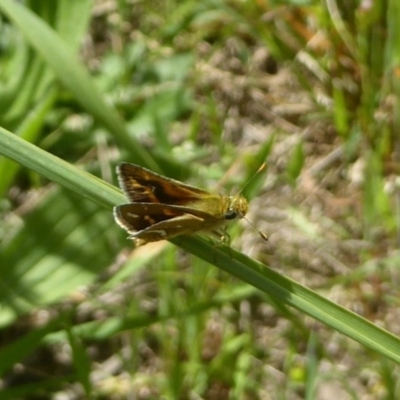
1 0 400 398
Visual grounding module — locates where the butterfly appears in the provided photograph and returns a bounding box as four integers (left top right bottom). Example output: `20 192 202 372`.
114 162 267 246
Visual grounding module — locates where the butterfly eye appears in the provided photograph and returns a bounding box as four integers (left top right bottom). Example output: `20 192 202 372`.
224 210 238 220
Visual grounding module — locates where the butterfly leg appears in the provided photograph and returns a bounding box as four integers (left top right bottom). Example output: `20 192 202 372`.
210 228 233 262
211 228 231 245
221 228 231 245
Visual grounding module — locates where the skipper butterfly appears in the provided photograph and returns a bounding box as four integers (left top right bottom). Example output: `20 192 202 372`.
114 162 266 246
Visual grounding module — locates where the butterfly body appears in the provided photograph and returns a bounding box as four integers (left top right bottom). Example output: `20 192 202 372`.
114 163 248 246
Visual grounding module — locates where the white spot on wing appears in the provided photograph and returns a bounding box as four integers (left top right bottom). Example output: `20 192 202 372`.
152 230 167 237
127 213 140 218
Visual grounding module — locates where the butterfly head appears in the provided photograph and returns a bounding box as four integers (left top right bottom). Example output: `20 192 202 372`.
225 195 248 220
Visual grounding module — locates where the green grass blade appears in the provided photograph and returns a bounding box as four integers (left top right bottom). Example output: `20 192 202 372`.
173 237 400 365
1 126 399 364
0 126 123 209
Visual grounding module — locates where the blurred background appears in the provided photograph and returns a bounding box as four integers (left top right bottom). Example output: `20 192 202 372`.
0 0 400 399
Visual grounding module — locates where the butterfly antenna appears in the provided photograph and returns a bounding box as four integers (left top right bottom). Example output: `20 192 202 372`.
236 162 268 241
236 162 267 195
242 215 269 241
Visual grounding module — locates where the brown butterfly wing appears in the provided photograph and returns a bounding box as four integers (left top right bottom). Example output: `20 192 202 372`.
114 203 216 233
133 214 208 245
117 163 209 205
114 204 222 245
